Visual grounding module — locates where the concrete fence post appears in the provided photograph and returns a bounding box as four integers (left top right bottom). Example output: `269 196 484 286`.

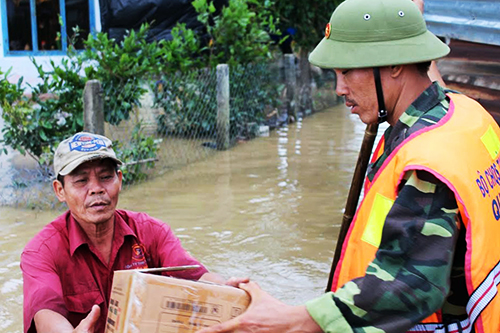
216 64 230 151
83 80 104 135
285 54 298 122
298 49 314 116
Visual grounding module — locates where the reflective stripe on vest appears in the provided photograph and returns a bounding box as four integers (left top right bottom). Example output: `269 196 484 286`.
408 258 500 333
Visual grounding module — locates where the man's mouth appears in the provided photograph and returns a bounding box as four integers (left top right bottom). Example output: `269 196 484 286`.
345 99 357 112
88 200 110 208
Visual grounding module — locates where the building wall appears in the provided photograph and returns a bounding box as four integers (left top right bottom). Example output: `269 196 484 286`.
0 0 101 87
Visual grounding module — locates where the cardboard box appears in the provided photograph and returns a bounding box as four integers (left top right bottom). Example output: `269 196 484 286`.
105 270 250 333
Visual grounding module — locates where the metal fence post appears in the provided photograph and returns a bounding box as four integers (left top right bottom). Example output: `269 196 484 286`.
83 80 104 135
216 64 230 150
285 54 298 122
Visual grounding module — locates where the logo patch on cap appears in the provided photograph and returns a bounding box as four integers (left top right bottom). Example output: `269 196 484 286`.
69 133 106 152
325 23 332 39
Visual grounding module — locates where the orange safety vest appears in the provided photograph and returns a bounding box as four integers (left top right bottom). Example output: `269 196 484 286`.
332 93 500 333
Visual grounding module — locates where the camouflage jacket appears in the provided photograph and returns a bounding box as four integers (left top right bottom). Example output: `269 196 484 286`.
306 83 468 332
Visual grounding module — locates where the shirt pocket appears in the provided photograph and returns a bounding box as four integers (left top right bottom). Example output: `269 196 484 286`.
64 290 104 314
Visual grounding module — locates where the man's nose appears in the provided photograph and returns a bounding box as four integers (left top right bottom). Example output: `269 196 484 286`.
88 177 105 195
335 74 348 97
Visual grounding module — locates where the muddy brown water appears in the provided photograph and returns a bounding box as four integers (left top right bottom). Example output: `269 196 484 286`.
0 105 375 333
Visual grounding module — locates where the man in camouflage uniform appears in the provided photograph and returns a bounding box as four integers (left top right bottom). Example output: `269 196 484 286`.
198 0 499 332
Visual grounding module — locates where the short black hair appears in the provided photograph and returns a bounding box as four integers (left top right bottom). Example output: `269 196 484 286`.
416 61 432 75
56 159 119 188
57 174 65 187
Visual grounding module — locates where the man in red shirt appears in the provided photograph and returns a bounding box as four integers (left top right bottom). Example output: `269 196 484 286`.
21 132 243 333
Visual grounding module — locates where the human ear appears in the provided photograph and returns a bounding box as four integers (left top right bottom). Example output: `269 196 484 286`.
390 65 404 78
53 179 67 203
117 170 123 192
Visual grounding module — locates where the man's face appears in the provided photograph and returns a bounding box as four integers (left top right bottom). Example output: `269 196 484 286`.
334 68 378 124
53 159 123 227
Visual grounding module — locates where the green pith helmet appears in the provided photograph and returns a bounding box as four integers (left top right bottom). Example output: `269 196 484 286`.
308 0 450 69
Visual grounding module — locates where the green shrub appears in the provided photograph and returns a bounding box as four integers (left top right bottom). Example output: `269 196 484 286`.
0 59 85 171
193 0 279 67
114 124 160 185
82 24 163 125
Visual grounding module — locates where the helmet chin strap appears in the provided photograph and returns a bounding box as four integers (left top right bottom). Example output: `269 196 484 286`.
373 67 387 124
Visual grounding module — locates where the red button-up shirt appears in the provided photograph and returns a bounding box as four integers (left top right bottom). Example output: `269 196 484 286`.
21 209 208 333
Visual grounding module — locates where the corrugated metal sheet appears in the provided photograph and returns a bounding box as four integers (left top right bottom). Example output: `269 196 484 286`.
424 0 500 46
437 39 500 123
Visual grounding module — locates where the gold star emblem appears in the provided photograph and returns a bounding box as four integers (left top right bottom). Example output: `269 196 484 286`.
325 23 332 39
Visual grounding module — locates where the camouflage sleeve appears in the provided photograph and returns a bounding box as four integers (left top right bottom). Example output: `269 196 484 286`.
306 169 459 333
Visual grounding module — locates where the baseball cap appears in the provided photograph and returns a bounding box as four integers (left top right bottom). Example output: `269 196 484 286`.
54 132 123 177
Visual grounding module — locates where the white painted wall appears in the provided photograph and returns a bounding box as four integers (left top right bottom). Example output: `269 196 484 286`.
0 0 101 87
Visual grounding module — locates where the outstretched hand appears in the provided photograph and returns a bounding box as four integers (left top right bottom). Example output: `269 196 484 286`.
196 281 322 333
73 305 100 333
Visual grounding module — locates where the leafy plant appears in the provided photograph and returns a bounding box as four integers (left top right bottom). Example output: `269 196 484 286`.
82 24 165 125
193 0 279 67
0 68 25 107
158 24 205 74
0 69 29 153
114 124 160 184
0 59 85 171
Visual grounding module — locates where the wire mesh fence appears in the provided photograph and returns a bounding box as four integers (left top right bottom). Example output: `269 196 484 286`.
105 67 222 185
311 68 338 113
0 56 338 208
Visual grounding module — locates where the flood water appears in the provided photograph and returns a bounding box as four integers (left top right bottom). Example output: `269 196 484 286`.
0 104 371 333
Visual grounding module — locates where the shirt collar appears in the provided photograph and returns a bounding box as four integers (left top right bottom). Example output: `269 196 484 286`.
398 81 447 128
367 83 448 181
68 210 137 256
384 82 447 152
